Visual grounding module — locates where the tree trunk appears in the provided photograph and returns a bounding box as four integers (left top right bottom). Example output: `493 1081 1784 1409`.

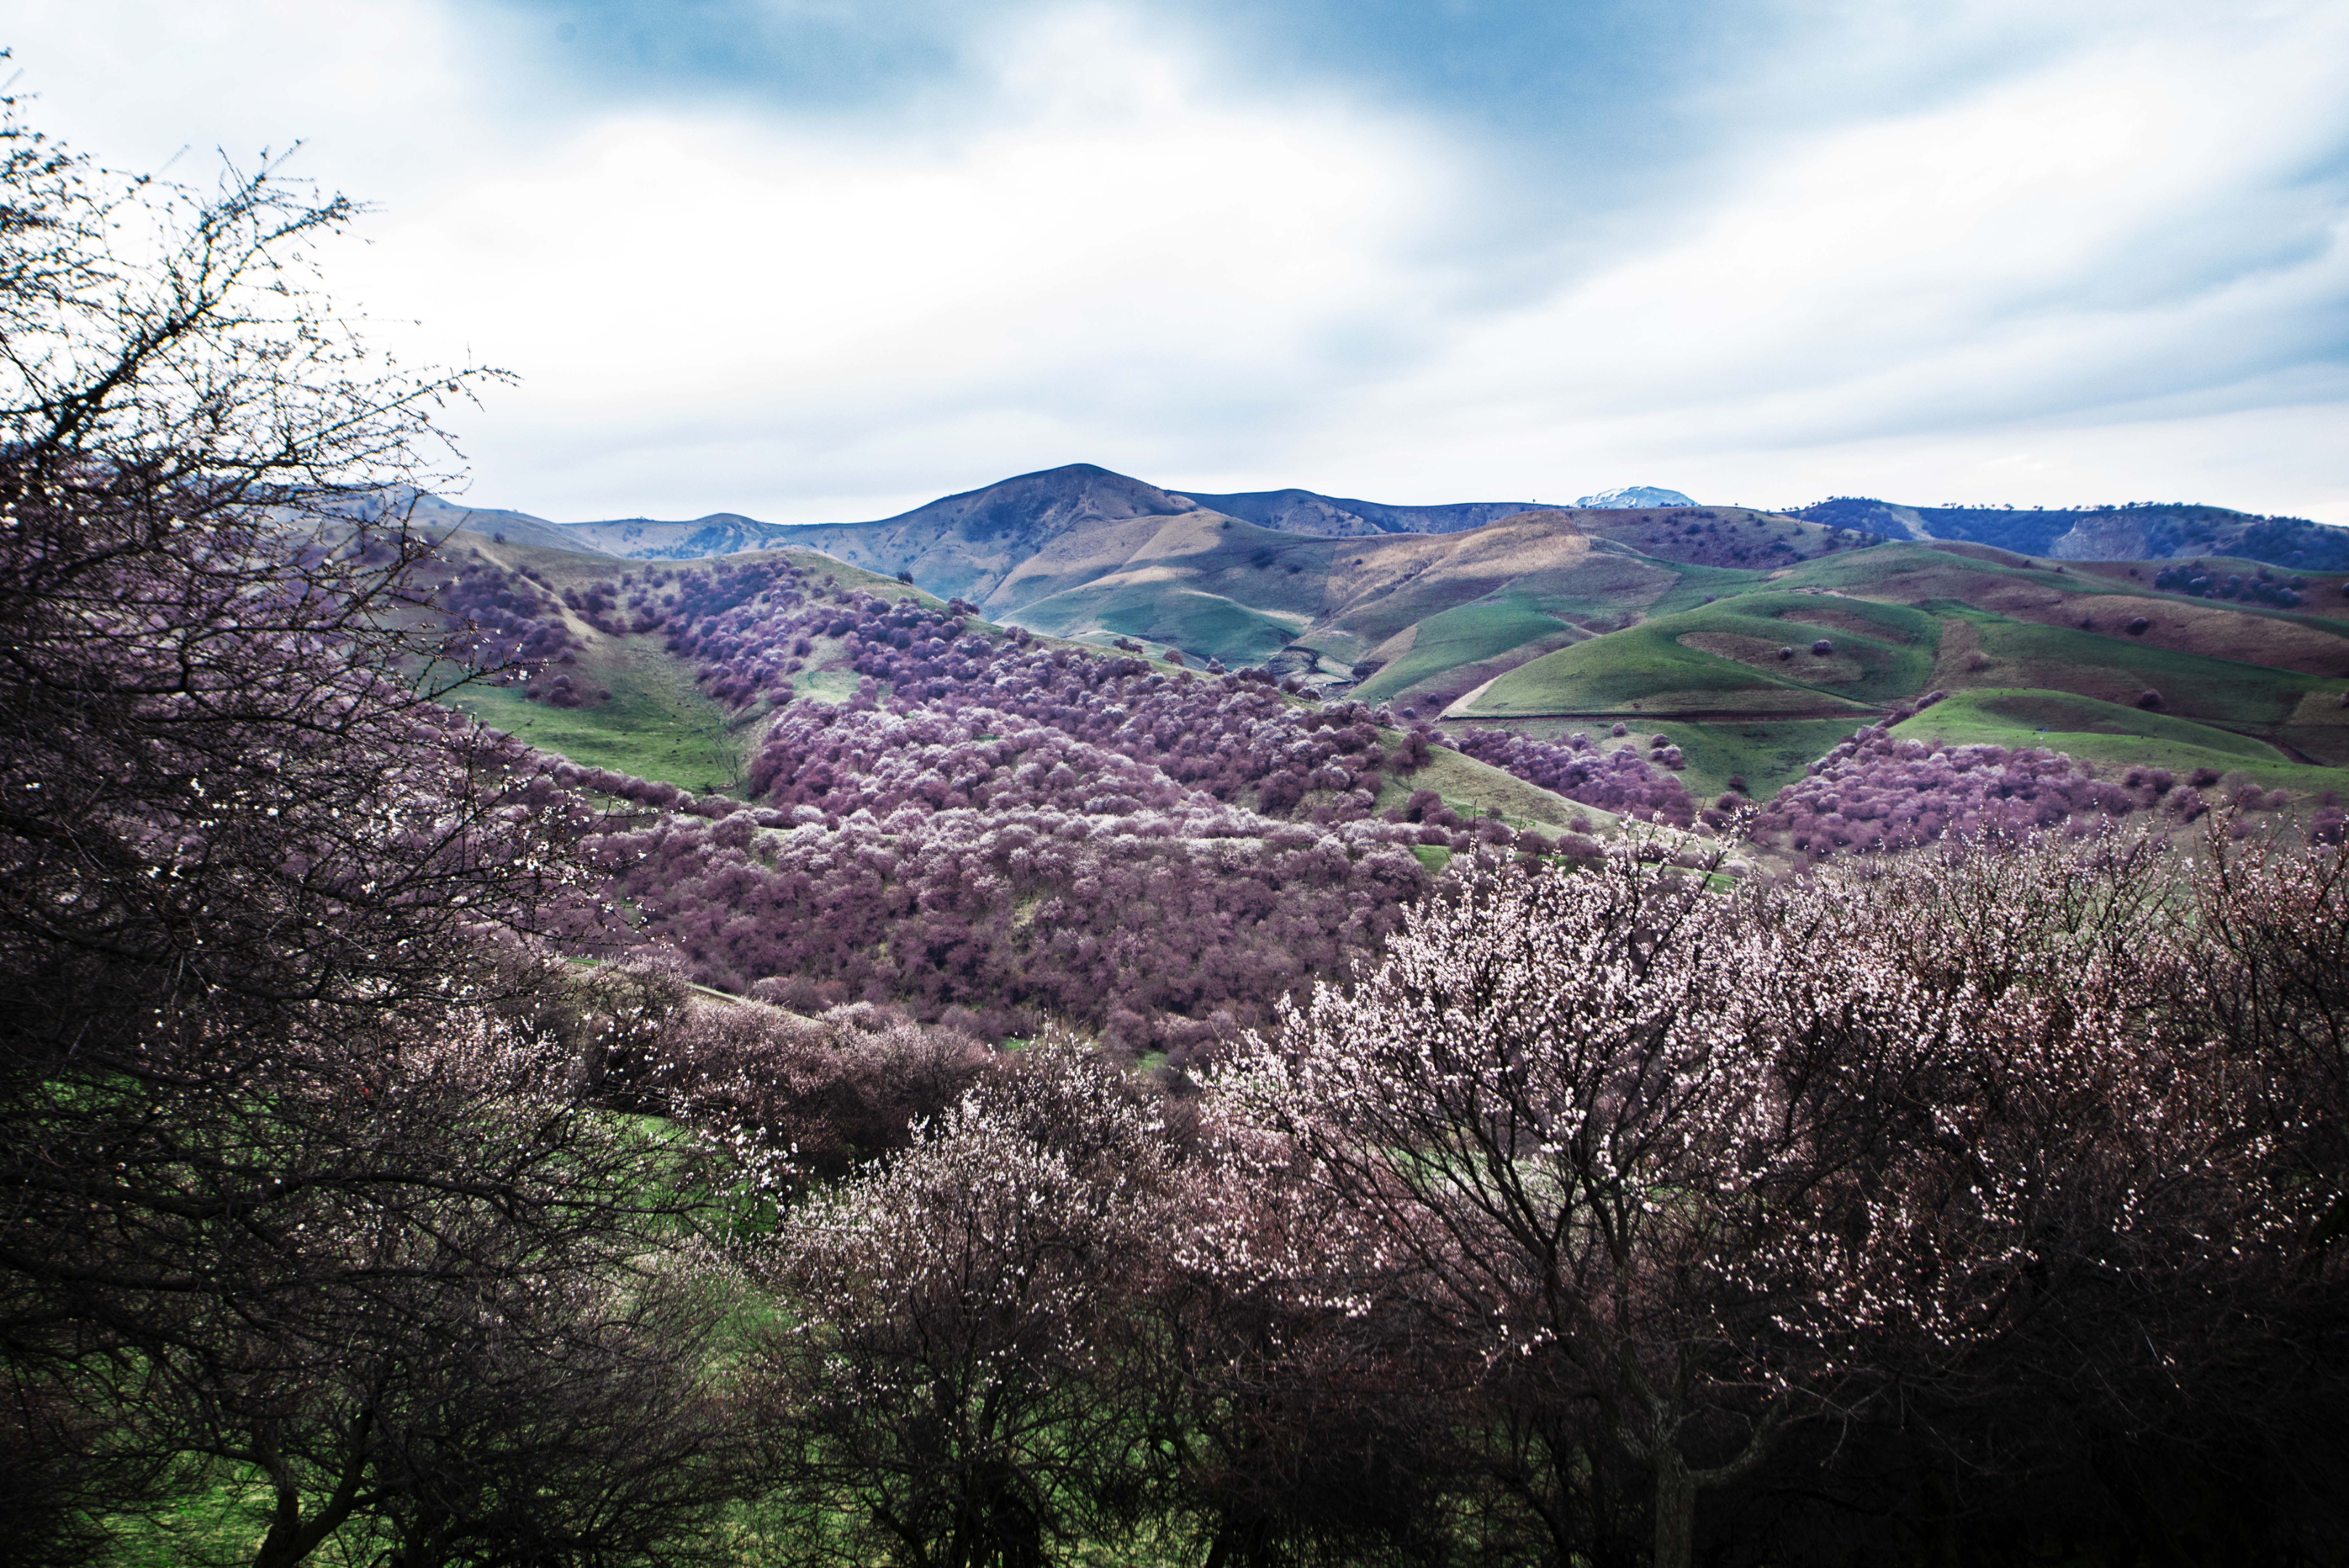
1653 1453 1696 1568
250 1424 372 1568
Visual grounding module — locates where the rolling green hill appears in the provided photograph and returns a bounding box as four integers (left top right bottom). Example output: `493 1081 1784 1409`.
427 531 937 791
420 488 2349 836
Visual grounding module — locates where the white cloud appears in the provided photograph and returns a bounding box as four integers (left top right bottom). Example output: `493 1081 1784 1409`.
1310 2 2349 515
9 0 2349 521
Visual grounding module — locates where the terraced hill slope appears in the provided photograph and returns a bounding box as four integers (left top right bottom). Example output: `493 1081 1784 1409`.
1444 539 2349 806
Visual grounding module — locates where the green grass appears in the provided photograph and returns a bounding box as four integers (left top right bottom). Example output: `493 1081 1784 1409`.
1966 616 2335 726
1354 593 1574 703
1452 714 1872 807
449 634 749 794
1373 745 1611 833
1966 690 2283 759
103 1471 271 1567
1455 592 1931 717
1644 561 1778 616
1663 593 1937 703
791 664 865 706
1892 689 2349 793
1458 630 1797 714
1013 581 1301 666
1651 717 1880 802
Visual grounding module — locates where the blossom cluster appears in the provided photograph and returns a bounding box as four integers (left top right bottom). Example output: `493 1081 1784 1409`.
1429 725 1696 828
589 804 1433 1058
507 560 1731 1037
1744 687 2218 858
431 556 590 698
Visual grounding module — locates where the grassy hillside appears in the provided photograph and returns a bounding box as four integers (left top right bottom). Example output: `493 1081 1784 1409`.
451 642 749 794
1423 535 2347 802
431 529 938 792
424 507 2349 844
1352 595 1580 703
1011 579 1302 666
1890 690 2345 791
967 505 1871 716
1455 593 1935 717
1958 615 2332 725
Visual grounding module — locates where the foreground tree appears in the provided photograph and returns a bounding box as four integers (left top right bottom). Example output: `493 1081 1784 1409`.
0 94 756 1564
1215 849 1842 1568
752 1039 1174 1568
1217 833 2342 1566
1743 833 2324 1556
1149 1106 1469 1568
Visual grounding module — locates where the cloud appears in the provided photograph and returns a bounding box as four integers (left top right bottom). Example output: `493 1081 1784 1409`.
9 0 2349 521
1312 1 2349 512
337 4 1469 516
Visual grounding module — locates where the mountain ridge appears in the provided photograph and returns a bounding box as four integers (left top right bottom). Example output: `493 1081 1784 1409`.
1170 486 1537 537
409 465 2349 580
1791 496 2349 571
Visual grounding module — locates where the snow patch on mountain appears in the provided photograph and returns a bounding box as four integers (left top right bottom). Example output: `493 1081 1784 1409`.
1575 486 1698 509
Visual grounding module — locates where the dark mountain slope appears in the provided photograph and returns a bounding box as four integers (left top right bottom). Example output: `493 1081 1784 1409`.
1172 486 1536 537
1792 497 2349 571
777 464 1226 605
348 489 586 555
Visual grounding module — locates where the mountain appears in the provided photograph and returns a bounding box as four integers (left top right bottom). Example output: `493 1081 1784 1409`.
557 513 801 558
346 489 587 555
774 464 1217 606
1791 497 2349 571
1170 487 1537 537
1577 486 1698 509
415 467 2349 583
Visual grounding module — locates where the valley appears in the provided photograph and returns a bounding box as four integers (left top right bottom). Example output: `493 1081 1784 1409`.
420 465 2349 821
382 460 2349 1061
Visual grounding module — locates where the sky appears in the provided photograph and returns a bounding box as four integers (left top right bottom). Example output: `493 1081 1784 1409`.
11 1 2349 524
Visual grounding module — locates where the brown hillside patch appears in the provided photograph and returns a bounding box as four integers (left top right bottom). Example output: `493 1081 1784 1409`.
1323 524 1680 645
1678 630 1864 685
1318 515 1599 637
1991 591 2349 677
1946 658 2125 707
1558 507 1839 568
1931 618 1988 687
1773 603 1915 642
